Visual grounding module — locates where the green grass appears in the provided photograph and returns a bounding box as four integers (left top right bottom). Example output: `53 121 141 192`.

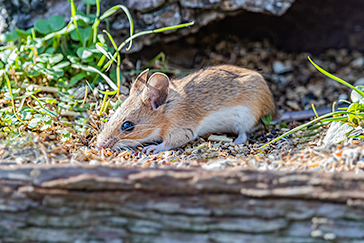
0 0 193 141
259 57 364 151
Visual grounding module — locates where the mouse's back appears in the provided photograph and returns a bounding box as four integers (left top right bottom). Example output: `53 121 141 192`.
166 65 275 122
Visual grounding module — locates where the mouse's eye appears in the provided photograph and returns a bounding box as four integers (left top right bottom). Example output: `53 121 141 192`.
121 121 134 132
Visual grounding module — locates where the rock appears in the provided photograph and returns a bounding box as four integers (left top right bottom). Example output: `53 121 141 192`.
202 159 233 170
286 100 301 110
119 85 129 95
0 0 295 53
89 160 101 166
272 61 292 74
354 77 364 86
208 135 233 143
338 94 348 102
127 0 165 13
351 57 364 67
69 86 89 100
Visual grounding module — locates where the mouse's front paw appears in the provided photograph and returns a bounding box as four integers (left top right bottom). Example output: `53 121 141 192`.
142 142 170 155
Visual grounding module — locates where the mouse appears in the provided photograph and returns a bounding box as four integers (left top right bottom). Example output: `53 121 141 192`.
96 64 276 154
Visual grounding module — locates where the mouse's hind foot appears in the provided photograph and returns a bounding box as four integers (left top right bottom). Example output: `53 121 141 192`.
234 132 247 144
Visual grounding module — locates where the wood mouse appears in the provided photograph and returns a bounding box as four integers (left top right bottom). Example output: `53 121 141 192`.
96 65 276 154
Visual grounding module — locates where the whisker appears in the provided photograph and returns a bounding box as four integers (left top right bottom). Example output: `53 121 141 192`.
85 124 99 134
89 115 100 132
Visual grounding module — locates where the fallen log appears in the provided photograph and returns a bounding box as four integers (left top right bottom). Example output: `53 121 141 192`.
0 165 363 243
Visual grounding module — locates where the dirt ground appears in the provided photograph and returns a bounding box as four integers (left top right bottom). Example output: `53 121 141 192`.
2 34 364 173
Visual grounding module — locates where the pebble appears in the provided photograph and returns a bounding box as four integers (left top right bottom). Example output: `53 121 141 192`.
4 41 364 174
202 159 233 170
338 93 348 102
272 61 292 74
208 135 233 143
89 160 101 166
354 77 364 86
351 57 364 67
119 85 129 95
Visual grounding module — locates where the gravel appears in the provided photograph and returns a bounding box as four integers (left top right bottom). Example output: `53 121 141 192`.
2 39 364 173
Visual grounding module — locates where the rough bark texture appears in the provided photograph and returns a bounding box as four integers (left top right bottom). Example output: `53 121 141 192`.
0 0 294 52
0 165 364 243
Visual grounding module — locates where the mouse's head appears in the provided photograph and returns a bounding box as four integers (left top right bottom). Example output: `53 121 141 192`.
96 69 170 151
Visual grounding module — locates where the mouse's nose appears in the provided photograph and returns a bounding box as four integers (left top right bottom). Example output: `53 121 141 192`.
95 137 117 151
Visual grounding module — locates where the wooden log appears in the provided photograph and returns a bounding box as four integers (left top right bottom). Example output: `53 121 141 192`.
0 165 363 243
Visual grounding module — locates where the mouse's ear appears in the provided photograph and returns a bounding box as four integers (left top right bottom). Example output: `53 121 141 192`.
130 69 148 94
146 72 170 110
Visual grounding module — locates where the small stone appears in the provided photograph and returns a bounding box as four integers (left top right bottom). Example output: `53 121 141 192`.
323 233 336 240
203 159 233 170
354 77 364 86
311 230 323 238
15 157 25 164
119 85 129 95
355 168 364 174
351 57 364 67
208 135 233 143
272 61 292 74
286 100 301 110
338 93 348 102
89 160 101 166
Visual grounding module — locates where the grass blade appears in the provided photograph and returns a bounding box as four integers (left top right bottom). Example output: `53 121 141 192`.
99 5 134 50
308 57 364 97
259 111 358 150
101 21 194 72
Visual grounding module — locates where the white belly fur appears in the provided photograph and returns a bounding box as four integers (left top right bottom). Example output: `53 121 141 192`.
195 105 256 137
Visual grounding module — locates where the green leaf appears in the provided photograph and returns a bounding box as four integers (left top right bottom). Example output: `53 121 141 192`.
33 63 45 71
21 111 33 120
52 61 70 70
323 121 354 145
38 97 58 104
34 19 52 34
48 15 65 32
67 55 80 63
74 12 95 25
81 0 97 4
34 113 51 121
39 108 57 117
69 72 87 87
261 114 272 125
58 102 71 110
16 28 32 38
36 53 52 63
8 50 18 66
4 89 20 100
77 47 93 59
45 47 56 54
0 31 19 42
351 85 364 103
70 26 92 42
49 53 64 65
26 69 41 78
28 117 42 128
39 68 64 80
347 103 364 113
0 49 11 63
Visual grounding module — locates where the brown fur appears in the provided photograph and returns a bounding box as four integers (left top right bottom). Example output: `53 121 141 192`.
96 65 275 151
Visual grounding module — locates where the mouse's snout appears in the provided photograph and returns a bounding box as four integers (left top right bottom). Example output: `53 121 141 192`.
95 136 118 151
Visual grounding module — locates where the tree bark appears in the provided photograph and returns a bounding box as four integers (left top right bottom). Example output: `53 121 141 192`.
0 165 364 243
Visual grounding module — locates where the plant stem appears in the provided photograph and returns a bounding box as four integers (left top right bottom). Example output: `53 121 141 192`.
4 73 27 125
